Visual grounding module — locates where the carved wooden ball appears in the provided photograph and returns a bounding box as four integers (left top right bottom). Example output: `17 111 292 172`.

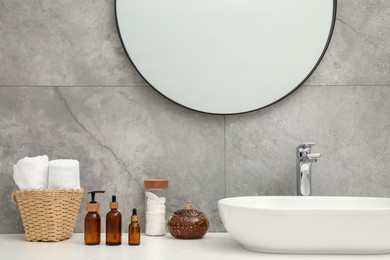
167 203 209 239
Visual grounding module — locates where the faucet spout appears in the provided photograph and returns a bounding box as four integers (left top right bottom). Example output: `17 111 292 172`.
307 153 321 162
296 143 320 196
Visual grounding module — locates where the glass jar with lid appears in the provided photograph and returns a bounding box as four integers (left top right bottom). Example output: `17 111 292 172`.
144 179 169 236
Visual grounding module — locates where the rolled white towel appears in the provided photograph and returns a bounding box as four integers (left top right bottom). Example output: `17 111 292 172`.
13 155 49 190
48 159 80 189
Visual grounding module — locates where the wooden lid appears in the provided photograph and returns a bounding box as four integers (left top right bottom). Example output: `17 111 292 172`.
144 179 168 189
131 214 138 222
110 201 118 209
87 203 100 212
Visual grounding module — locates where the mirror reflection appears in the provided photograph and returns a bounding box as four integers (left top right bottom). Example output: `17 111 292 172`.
116 0 336 114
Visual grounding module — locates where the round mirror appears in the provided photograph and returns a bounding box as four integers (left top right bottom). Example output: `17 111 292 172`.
116 0 336 114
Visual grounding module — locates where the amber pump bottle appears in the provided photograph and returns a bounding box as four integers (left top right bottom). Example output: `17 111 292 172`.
84 191 105 245
129 208 141 245
106 195 122 245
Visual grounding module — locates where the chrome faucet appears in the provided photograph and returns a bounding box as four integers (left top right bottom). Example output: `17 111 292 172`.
296 143 321 196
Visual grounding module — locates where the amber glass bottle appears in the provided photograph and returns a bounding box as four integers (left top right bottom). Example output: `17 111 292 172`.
106 195 122 245
85 191 105 245
85 211 101 245
129 208 141 245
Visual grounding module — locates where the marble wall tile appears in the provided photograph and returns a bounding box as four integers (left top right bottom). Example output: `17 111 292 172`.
0 87 225 233
226 86 390 197
0 0 146 86
308 0 390 85
1 0 389 87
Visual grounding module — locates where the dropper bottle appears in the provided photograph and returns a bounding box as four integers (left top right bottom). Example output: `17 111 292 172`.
84 191 105 245
106 195 122 245
128 208 141 245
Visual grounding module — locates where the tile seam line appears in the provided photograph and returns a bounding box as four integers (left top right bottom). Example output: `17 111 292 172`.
224 115 227 198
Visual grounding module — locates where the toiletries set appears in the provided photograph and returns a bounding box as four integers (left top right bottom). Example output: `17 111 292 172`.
12 156 209 243
84 191 140 246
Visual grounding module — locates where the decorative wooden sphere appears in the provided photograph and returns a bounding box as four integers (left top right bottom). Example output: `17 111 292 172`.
167 202 209 239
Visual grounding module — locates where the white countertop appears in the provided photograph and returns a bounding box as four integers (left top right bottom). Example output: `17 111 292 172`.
0 233 389 260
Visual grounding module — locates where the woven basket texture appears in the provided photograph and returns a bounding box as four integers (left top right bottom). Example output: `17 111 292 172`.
13 189 83 242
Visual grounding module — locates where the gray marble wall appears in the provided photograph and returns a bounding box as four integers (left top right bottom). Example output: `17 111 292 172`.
0 0 389 233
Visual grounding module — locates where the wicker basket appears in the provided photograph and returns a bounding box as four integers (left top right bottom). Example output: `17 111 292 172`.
12 188 84 242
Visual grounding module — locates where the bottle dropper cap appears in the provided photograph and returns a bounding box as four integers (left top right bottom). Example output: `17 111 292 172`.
110 195 118 209
131 208 138 222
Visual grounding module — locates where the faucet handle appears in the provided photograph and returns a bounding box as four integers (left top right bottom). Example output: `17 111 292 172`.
297 142 315 149
296 142 316 158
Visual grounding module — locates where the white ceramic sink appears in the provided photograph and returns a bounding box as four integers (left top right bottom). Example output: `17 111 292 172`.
218 196 390 254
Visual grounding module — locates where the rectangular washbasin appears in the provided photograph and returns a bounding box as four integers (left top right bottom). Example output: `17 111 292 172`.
218 196 390 254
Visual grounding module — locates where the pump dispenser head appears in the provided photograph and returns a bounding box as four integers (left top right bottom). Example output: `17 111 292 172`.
110 195 118 209
87 191 105 212
131 208 138 222
88 191 105 203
